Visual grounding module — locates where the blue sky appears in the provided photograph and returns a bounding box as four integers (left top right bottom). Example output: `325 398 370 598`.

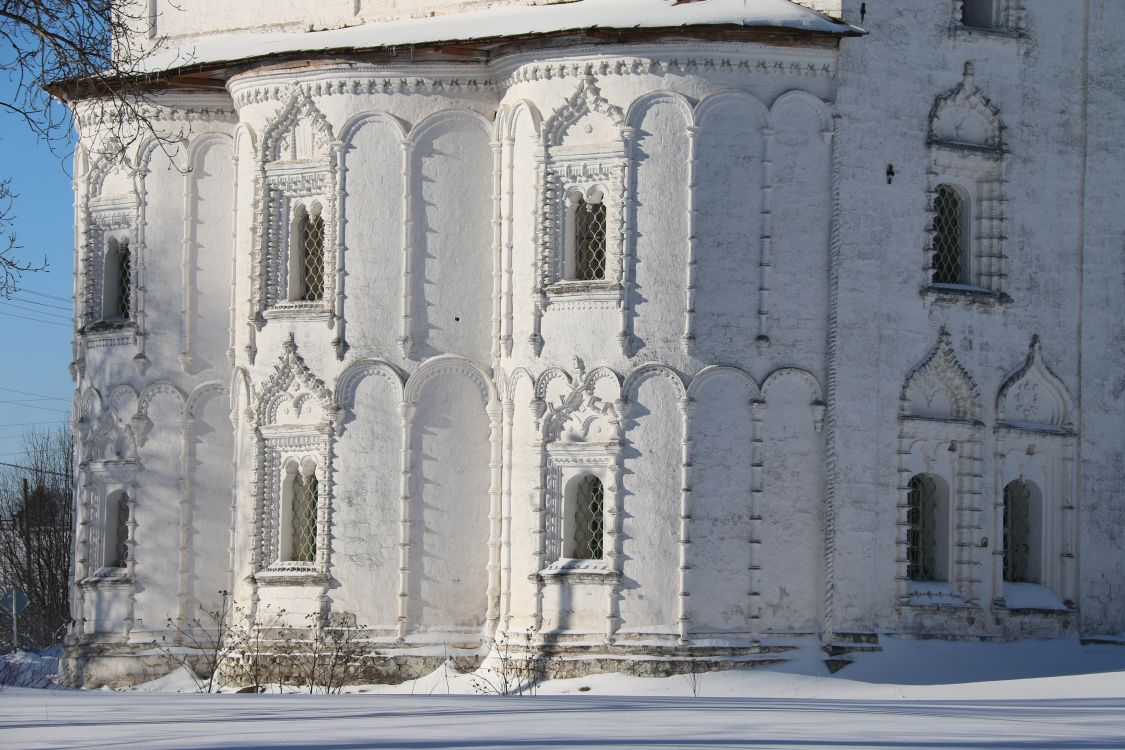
0 73 78 459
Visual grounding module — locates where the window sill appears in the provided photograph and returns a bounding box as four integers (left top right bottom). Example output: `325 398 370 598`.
951 25 1025 46
921 284 1011 307
265 303 333 322
902 581 969 608
996 582 1070 613
81 320 135 337
79 569 132 588
546 280 620 296
256 563 326 586
538 559 619 585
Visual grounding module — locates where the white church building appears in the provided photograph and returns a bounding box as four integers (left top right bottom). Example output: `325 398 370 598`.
62 0 1125 687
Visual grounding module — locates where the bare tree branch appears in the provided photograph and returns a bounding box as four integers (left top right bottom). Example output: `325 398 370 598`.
0 0 181 296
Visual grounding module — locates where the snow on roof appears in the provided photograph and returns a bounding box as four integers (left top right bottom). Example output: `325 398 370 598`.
142 0 860 74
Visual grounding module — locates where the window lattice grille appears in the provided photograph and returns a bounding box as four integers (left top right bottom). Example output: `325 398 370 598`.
932 185 967 285
575 198 607 281
290 473 318 563
1003 480 1032 583
961 0 996 29
110 492 129 568
117 242 132 319
300 213 325 302
907 475 938 582
573 476 604 560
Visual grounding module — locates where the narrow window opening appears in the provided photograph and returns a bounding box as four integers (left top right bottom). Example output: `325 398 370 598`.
288 470 318 563
105 490 129 569
102 238 132 321
570 475 604 560
907 474 950 582
932 184 969 285
289 205 325 302
572 195 607 281
1003 479 1042 584
962 0 996 29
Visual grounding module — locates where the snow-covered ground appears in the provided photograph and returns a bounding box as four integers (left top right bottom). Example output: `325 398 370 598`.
3 637 1125 749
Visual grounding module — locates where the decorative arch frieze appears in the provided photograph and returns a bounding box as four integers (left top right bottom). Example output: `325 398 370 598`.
901 329 981 422
403 355 496 407
761 367 826 433
686 365 761 402
622 363 688 403
996 336 1075 433
769 90 833 134
534 367 574 405
136 382 187 420
333 358 404 436
185 382 229 421
500 99 544 142
337 110 408 150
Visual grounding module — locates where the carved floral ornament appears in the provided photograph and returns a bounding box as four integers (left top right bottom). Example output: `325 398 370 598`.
901 328 982 422
929 62 1005 152
256 336 337 429
544 75 625 148
543 378 620 444
261 88 336 164
996 336 1074 433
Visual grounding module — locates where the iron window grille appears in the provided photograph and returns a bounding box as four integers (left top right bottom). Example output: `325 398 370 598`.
572 475 604 560
298 211 325 302
290 473 318 563
931 184 968 285
1003 480 1033 583
907 474 939 582
574 197 607 281
109 491 129 568
116 241 132 320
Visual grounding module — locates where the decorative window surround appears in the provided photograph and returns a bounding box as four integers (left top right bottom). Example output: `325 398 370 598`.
527 362 624 641
990 336 1078 609
924 64 1008 301
255 90 339 325
251 337 336 587
534 76 628 357
896 329 984 609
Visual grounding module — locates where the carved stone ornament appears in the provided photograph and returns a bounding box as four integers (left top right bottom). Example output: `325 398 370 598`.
902 328 981 421
929 63 1005 152
996 336 1075 433
261 88 335 163
256 335 337 429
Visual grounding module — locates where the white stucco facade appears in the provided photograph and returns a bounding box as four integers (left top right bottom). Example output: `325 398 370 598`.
64 0 1125 687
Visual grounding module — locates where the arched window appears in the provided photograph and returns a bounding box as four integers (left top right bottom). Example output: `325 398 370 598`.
931 184 969 285
962 0 996 29
906 474 950 582
282 462 318 563
1003 479 1042 584
565 474 604 560
105 490 129 569
568 192 607 281
102 238 132 320
289 204 325 302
